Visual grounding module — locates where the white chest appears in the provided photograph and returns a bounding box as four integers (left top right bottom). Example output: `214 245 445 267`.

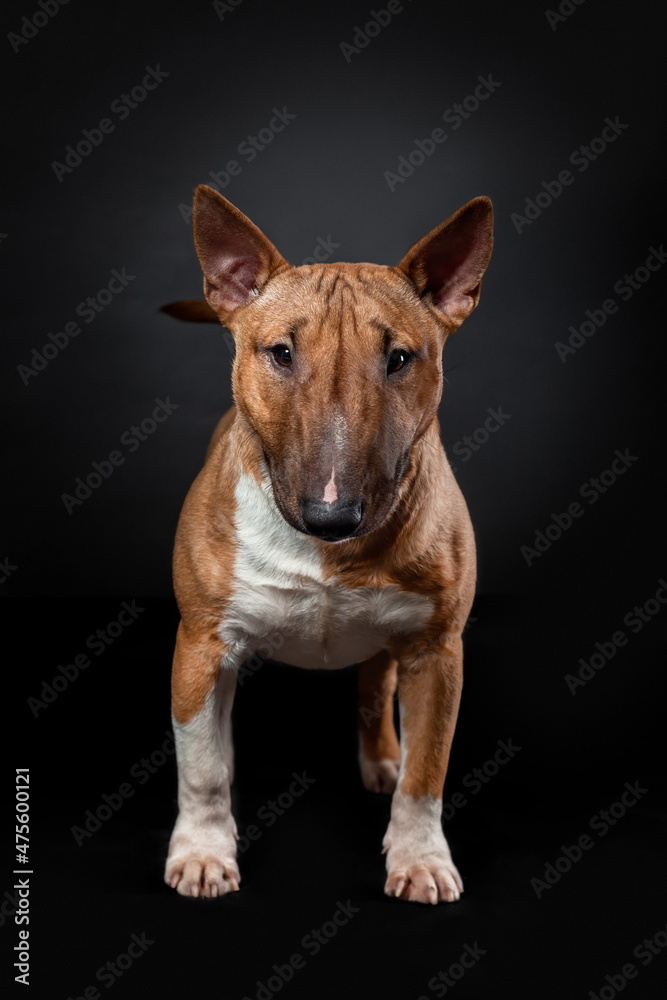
219 473 433 670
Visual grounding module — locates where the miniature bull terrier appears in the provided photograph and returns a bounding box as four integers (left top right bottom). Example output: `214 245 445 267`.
162 185 493 904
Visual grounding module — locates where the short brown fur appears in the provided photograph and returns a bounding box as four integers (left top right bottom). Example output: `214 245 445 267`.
164 186 493 903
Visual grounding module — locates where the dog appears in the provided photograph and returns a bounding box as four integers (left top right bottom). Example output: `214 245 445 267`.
162 185 493 904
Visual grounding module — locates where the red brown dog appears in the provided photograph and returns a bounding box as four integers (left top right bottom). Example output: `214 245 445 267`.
163 185 493 903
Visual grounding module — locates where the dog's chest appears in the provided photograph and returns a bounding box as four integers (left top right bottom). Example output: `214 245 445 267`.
218 473 433 669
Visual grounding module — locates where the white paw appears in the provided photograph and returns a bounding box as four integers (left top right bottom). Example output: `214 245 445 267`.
383 792 463 904
384 852 463 904
165 828 239 898
359 755 400 794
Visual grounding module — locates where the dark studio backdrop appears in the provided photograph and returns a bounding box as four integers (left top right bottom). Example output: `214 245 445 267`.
3 0 666 997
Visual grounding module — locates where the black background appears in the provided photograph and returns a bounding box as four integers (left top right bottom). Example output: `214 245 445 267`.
3 1 666 997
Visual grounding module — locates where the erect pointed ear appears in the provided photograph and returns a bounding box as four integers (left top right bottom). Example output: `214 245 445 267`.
192 185 287 321
398 197 494 330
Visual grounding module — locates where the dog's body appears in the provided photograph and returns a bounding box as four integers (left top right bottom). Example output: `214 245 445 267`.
164 187 493 904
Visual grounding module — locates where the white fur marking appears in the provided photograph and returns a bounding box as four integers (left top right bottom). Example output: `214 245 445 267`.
334 413 346 450
387 791 447 854
219 471 433 670
382 722 463 903
383 790 462 902
322 466 337 504
166 680 240 897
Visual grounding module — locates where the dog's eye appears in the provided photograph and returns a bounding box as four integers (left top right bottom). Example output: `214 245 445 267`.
387 348 410 375
270 345 293 368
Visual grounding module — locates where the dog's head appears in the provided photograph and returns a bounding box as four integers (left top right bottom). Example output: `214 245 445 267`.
184 185 493 541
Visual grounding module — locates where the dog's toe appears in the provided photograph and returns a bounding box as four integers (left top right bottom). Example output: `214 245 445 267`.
385 858 462 905
165 852 240 899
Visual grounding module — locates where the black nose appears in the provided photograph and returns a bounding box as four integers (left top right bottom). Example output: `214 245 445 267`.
301 499 363 540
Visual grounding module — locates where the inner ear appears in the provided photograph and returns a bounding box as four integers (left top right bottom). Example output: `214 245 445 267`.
398 197 494 329
193 185 287 321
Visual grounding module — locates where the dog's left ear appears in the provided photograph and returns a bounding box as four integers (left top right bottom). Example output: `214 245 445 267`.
193 185 287 322
398 197 493 330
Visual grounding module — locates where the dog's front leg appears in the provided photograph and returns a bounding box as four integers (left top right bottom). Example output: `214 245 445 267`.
165 622 239 898
383 637 463 905
358 650 401 794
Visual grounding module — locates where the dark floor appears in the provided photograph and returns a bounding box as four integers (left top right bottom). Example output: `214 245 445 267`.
8 595 666 999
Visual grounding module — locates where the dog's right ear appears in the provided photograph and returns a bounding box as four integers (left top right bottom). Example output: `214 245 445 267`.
193 185 287 322
398 197 494 332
